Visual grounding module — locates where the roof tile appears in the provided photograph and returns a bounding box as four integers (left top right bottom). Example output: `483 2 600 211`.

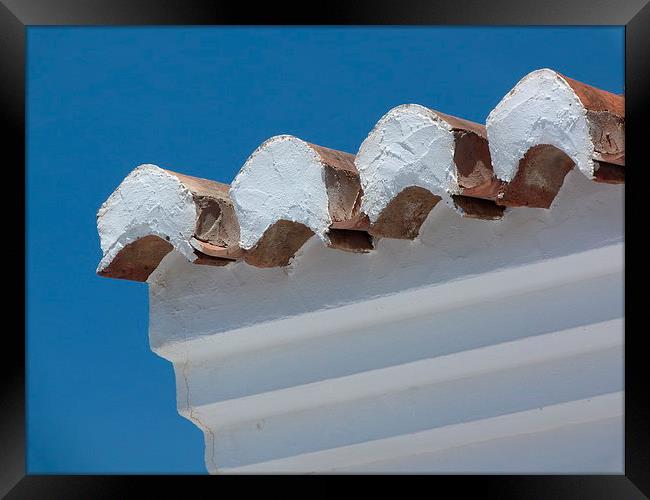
96 69 625 281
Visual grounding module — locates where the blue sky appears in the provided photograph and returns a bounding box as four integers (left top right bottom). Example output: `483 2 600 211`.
26 26 624 474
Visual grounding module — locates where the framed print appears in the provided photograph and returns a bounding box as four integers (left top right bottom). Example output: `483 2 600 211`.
5 0 649 496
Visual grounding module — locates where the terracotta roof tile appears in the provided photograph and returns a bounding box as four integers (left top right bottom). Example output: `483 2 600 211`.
96 69 625 281
486 69 624 208
96 165 238 281
228 135 372 267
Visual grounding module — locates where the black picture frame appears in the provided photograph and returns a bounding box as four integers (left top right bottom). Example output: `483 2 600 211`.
4 0 648 496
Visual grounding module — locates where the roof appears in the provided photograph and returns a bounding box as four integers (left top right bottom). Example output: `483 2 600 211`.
96 68 625 282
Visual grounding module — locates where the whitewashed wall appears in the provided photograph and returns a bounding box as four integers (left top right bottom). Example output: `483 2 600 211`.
147 169 624 474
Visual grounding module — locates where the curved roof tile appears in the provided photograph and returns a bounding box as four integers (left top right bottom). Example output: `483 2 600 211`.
96 69 624 281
